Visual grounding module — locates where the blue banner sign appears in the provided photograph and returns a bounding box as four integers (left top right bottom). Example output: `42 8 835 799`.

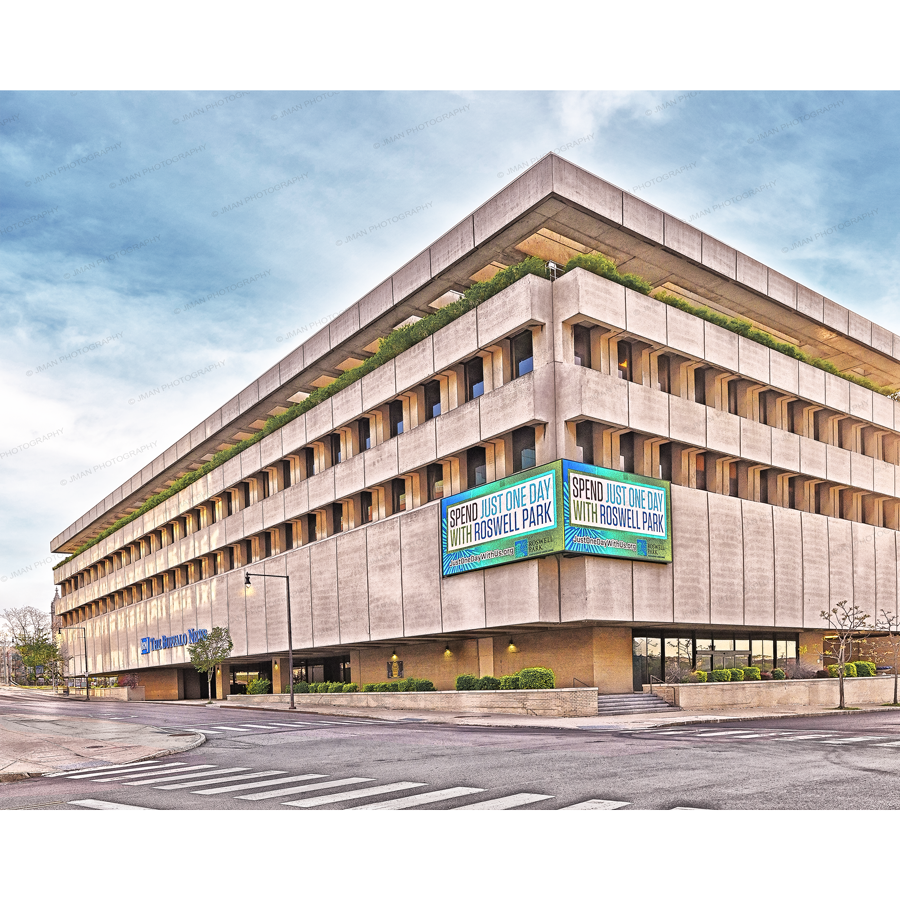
141 628 208 655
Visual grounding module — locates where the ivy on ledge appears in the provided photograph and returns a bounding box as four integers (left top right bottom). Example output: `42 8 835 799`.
55 251 892 569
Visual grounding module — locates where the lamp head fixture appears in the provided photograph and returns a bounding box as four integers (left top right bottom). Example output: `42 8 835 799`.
444 644 452 656
391 650 399 661
508 639 517 652
244 573 251 586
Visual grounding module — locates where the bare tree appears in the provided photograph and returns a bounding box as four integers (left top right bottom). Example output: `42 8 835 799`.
820 601 873 710
876 609 900 706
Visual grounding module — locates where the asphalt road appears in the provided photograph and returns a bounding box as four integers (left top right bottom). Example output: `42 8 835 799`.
2 690 900 810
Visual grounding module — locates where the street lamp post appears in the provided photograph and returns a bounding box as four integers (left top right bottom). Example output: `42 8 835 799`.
244 572 294 710
58 626 89 701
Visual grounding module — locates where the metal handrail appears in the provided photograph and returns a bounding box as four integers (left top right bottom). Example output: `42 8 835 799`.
572 677 590 688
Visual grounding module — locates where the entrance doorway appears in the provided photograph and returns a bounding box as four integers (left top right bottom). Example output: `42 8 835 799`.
632 637 661 692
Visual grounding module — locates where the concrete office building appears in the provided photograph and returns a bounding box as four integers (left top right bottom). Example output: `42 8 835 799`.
51 154 900 700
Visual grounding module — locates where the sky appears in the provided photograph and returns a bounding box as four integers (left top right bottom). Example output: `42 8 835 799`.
2 88 899 615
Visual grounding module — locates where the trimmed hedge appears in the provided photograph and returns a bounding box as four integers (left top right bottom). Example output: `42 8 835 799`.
288 680 309 693
517 667 555 690
342 682 359 693
771 668 786 680
710 669 732 682
728 668 744 682
692 670 708 683
827 663 858 678
328 682 344 693
397 677 436 692
456 674 479 691
246 677 271 694
477 675 501 691
742 666 761 681
500 675 520 690
854 661 876 677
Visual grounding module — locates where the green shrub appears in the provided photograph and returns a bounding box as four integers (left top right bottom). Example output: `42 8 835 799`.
500 675 520 690
293 680 309 693
246 677 271 694
342 682 359 693
456 674 479 691
565 252 654 295
328 682 344 693
402 678 435 692
771 668 786 680
517 667 555 690
855 661 876 677
728 668 744 682
362 683 376 692
742 667 761 681
827 663 858 678
477 675 501 691
692 670 708 683
710 669 731 682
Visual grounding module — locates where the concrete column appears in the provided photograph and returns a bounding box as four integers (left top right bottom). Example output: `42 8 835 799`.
216 663 230 699
477 638 494 677
348 650 362 685
592 626 633 694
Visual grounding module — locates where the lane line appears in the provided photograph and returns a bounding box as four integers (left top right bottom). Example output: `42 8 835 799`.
283 782 428 808
560 799 630 810
122 767 247 786
445 792 551 810
358 787 488 810
66 763 185 781
69 799 156 810
193 774 328 796
236 777 371 801
155 770 288 790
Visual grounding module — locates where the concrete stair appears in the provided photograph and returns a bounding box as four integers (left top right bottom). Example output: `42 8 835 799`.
596 692 677 716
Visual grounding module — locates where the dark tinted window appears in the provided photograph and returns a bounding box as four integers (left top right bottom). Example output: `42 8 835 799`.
467 446 487 487
392 478 406 513
575 420 594 466
512 330 533 378
573 324 591 368
427 463 444 501
512 426 536 473
617 341 632 382
361 491 373 523
389 400 404 437
465 356 484 401
424 380 441 420
358 417 371 451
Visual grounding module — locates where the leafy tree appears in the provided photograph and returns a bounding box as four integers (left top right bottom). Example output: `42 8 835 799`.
2 606 60 682
820 601 873 709
876 609 900 706
188 626 233 704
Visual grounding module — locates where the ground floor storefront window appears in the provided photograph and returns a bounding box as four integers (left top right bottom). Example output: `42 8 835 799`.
291 655 351 685
632 632 799 691
229 662 273 694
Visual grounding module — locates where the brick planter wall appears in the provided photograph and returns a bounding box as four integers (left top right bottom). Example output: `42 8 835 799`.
225 687 599 717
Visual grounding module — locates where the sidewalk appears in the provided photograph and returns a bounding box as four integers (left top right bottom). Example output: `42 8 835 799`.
0 714 204 778
191 697 900 730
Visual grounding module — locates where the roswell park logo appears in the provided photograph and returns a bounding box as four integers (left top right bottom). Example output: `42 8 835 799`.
141 628 208 655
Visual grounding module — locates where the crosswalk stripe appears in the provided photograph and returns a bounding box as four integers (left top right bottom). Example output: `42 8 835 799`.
229 724 272 729
772 734 836 741
560 799 630 810
266 722 313 728
193 774 328 796
876 741 900 747
821 737 882 744
155 770 288 790
94 765 210 783
237 777 371 801
190 729 226 735
208 726 254 732
45 760 162 778
357 787 488 810
69 799 157 810
122 767 244 786
284 782 428 808
450 792 548 810
66 763 185 781
694 730 756 736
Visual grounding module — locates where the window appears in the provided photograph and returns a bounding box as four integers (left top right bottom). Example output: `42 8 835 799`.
361 491 373 523
573 324 592 368
694 367 706 405
728 380 738 415
330 432 342 465
465 356 484 401
331 502 345 533
306 514 318 543
512 330 534 378
427 464 444 502
468 446 487 487
512 426 536 473
659 443 673 482
389 400 404 437
424 380 441 420
358 417 371 451
280 459 292 489
258 471 270 500
696 453 706 491
304 447 316 478
617 341 632 382
392 478 407 514
729 462 739 497
658 355 671 394
619 432 634 474
575 420 594 466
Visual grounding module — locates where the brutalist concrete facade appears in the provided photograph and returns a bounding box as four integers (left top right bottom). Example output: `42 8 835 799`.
51 154 900 699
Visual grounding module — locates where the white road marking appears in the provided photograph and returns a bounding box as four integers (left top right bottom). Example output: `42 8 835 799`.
193 774 328 796
350 787 487 810
123 767 243 786
66 763 185 780
69 799 156 810
94 765 210 783
236 777 371 800
772 734 837 741
560 799 630 810
208 726 254 732
284 782 428 808
266 722 315 727
821 736 882 744
45 760 162 778
155 770 288 790
451 792 549 810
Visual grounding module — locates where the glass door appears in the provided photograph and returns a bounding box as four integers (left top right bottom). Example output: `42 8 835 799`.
632 637 662 692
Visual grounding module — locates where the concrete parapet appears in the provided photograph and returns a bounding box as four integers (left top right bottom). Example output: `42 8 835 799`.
225 687 599 717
